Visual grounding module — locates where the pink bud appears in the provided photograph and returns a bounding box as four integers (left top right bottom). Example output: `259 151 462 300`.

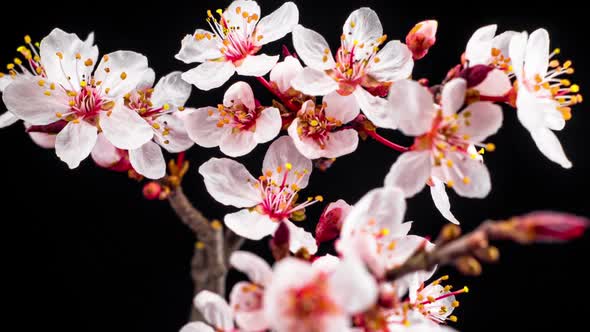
315 200 351 244
270 221 290 261
26 120 68 134
406 20 438 60
515 212 588 243
143 181 162 200
460 64 494 88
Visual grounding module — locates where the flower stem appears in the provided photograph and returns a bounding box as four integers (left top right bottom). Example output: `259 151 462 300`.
255 76 300 112
479 94 509 103
365 129 410 153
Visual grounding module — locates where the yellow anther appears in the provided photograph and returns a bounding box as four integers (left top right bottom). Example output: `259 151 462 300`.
75 53 81 60
285 162 293 170
195 241 205 249
80 80 87 88
44 91 51 96
570 84 580 93
211 220 222 230
449 315 458 322
50 83 55 90
554 48 561 55
380 228 390 236
310 119 319 126
207 9 213 17
463 286 469 293
322 55 328 63
236 6 241 14
163 103 170 110
350 21 356 28
68 101 75 106
563 60 572 69
120 72 127 80
56 52 63 59
403 320 410 327
24 35 32 44
34 55 41 62
152 123 161 130
315 195 324 202
462 176 471 185
446 159 453 167
6 63 14 70
441 275 449 280
178 106 185 111
485 143 496 152
561 79 571 86
56 112 63 118
84 58 93 67
37 79 46 87
452 300 460 308
374 57 380 63
566 68 574 74
13 58 22 65
478 148 485 155
491 48 501 57
72 118 80 124
446 180 454 188
549 59 559 68
216 8 223 15
427 296 436 303
444 285 452 292
559 107 572 120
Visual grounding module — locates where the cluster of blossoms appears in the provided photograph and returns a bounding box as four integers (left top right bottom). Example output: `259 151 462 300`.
1 1 585 331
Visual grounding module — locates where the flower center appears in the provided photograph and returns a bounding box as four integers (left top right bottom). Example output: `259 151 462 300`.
287 275 339 324
412 276 467 324
210 103 260 132
489 47 511 73
296 101 342 148
124 88 177 145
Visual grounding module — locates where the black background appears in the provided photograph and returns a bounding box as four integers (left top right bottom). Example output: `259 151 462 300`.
1 1 588 331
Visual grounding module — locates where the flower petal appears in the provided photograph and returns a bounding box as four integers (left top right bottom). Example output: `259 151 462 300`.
343 8 383 61
448 153 491 198
492 31 518 58
269 56 303 93
324 92 360 124
430 177 460 224
328 257 378 313
137 68 156 90
55 120 98 169
91 133 121 168
516 87 557 131
389 80 434 136
291 67 338 96
509 32 528 79
181 61 236 91
194 290 234 330
530 127 572 169
229 251 272 286
235 54 279 77
255 2 299 45
312 254 341 273
175 29 223 64
153 114 193 153
0 111 19 128
354 87 396 129
2 76 67 125
473 68 511 97
225 209 278 240
29 132 57 149
184 107 230 148
384 151 431 198
285 220 318 254
179 322 215 332
263 136 312 188
525 28 550 79
230 281 267 331
224 81 256 111
465 25 496 65
220 130 258 157
94 50 150 99
292 25 335 70
289 120 358 159
253 107 281 143
225 0 261 31
441 78 466 115
129 141 166 179
99 104 153 150
151 71 192 107
198 158 261 208
457 101 503 142
367 40 413 82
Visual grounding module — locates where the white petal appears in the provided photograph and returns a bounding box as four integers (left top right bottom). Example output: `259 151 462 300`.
179 322 215 332
516 87 556 131
225 0 261 31
525 29 550 79
235 54 279 77
99 104 153 150
384 151 432 198
224 81 256 110
263 136 312 188
229 251 272 286
285 220 318 254
389 80 434 136
198 158 261 208
184 107 230 148
151 71 192 107
474 68 511 97
367 40 414 82
457 101 503 142
220 130 258 157
225 209 278 240
430 177 460 224
0 73 14 91
255 2 299 45
354 87 396 129
441 78 466 115
94 50 150 99
234 310 267 332
0 111 19 128
153 114 193 153
530 127 572 169
194 290 234 330
269 56 303 93
29 132 57 149
253 107 281 143
343 8 383 61
324 92 360 124
328 257 378 313
292 25 335 70
129 141 166 179
137 68 156 89
509 32 528 79
55 120 98 169
291 67 338 96
181 61 235 91
2 76 67 125
312 254 341 273
448 153 491 198
175 29 223 64
492 31 518 58
465 25 496 65
288 120 358 159
91 133 121 168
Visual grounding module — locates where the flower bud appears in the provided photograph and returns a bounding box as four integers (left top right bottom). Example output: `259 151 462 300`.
508 211 588 243
460 64 494 88
270 221 290 261
315 200 351 244
143 181 162 200
406 20 438 60
454 255 482 276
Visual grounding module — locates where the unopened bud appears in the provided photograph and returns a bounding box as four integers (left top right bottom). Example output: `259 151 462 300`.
474 246 500 263
143 181 162 200
315 200 351 244
406 20 438 60
455 256 482 276
460 64 494 88
507 211 588 244
270 221 290 261
438 223 462 244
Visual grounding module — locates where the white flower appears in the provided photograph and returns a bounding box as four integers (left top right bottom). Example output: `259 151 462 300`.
291 8 413 129
269 55 303 95
198 136 318 254
510 29 580 168
180 291 236 332
2 28 153 169
184 81 281 157
176 0 299 91
385 79 502 223
263 256 377 332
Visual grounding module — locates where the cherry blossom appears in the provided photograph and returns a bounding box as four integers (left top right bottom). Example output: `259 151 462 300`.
291 8 413 129
2 28 153 169
269 55 303 96
406 20 438 60
510 29 580 168
184 81 281 157
198 136 318 254
176 1 299 91
180 291 238 332
264 256 377 332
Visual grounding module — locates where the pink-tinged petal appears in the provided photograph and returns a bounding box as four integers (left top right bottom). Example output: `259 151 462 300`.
55 120 98 169
288 119 358 159
530 127 572 169
255 2 299 46
40 28 98 90
198 158 261 208
447 153 491 198
129 141 166 179
225 209 278 240
0 74 13 91
441 78 467 115
292 25 336 70
225 0 261 30
474 68 511 97
0 111 19 128
312 254 341 273
389 80 434 136
93 51 150 99
151 71 192 107
235 312 267 332
263 136 313 188
406 20 438 60
2 76 67 125
457 101 503 142
29 132 57 149
465 25 496 65
291 67 338 96
343 8 383 61
153 114 193 153
285 220 318 254
175 29 222 64
338 231 383 277
516 87 556 131
354 87 396 129
324 92 360 124
220 130 258 157
236 54 280 77
229 251 273 286
270 56 303 93
492 31 518 58
99 104 153 150
367 40 414 82
194 290 234 330
525 29 550 79
179 322 215 332
509 32 528 80
253 107 281 143
229 281 267 331
328 257 378 313
91 133 121 168
137 68 156 90
224 81 256 110
184 107 230 148
430 177 460 225
181 61 236 91
384 151 431 198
